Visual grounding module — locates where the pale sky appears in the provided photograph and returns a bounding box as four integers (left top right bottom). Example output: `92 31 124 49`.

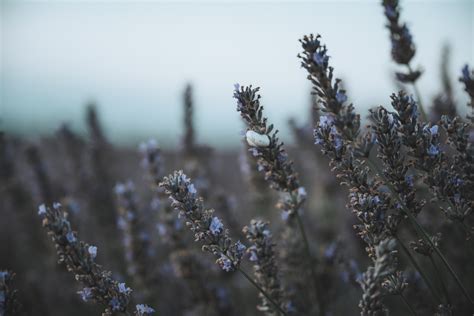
1 0 473 148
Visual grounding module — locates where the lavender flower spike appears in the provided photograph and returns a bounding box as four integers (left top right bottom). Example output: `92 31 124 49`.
38 203 153 315
160 170 245 272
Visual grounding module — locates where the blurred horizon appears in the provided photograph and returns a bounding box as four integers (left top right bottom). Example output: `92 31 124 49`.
1 0 473 149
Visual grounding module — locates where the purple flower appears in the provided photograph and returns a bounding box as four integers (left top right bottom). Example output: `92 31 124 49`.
248 246 258 262
405 175 414 187
217 255 233 272
77 287 92 302
319 115 335 128
372 195 381 205
313 51 328 66
187 183 197 195
333 136 343 151
452 177 464 186
118 282 131 294
235 241 247 260
66 232 76 243
53 202 62 210
248 147 260 157
109 297 122 311
430 125 439 136
209 217 224 236
336 91 347 104
427 144 439 157
136 304 155 315
88 246 97 259
314 132 324 145
38 204 47 216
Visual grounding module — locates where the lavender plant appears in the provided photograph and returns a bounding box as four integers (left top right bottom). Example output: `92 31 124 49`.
38 203 154 315
159 170 287 315
234 84 323 314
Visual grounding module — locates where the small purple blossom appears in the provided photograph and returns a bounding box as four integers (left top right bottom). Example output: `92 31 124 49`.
187 183 197 195
405 175 414 187
430 125 439 136
88 246 97 259
297 186 307 199
319 115 335 128
333 135 343 151
314 132 324 145
336 91 348 104
118 282 131 294
136 304 155 315
109 297 122 311
66 232 76 243
313 51 328 66
38 204 47 215
235 240 247 257
248 246 258 262
77 287 92 302
217 254 233 272
427 144 440 157
248 147 260 157
372 195 381 205
209 217 224 236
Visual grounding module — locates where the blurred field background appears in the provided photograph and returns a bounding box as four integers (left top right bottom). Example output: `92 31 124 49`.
2 0 472 148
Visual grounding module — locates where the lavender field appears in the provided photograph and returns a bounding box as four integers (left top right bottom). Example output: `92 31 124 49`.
1 1 474 315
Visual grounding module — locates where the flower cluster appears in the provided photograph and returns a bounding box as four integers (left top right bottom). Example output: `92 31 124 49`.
159 171 246 272
234 84 305 219
243 220 287 315
298 34 360 139
382 0 420 82
391 91 473 227
38 202 153 315
370 106 424 216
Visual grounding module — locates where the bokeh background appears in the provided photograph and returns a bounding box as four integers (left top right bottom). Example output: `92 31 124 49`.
2 0 473 149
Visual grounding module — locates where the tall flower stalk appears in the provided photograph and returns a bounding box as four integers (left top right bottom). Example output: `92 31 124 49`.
382 0 426 121
38 203 154 315
234 85 324 315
